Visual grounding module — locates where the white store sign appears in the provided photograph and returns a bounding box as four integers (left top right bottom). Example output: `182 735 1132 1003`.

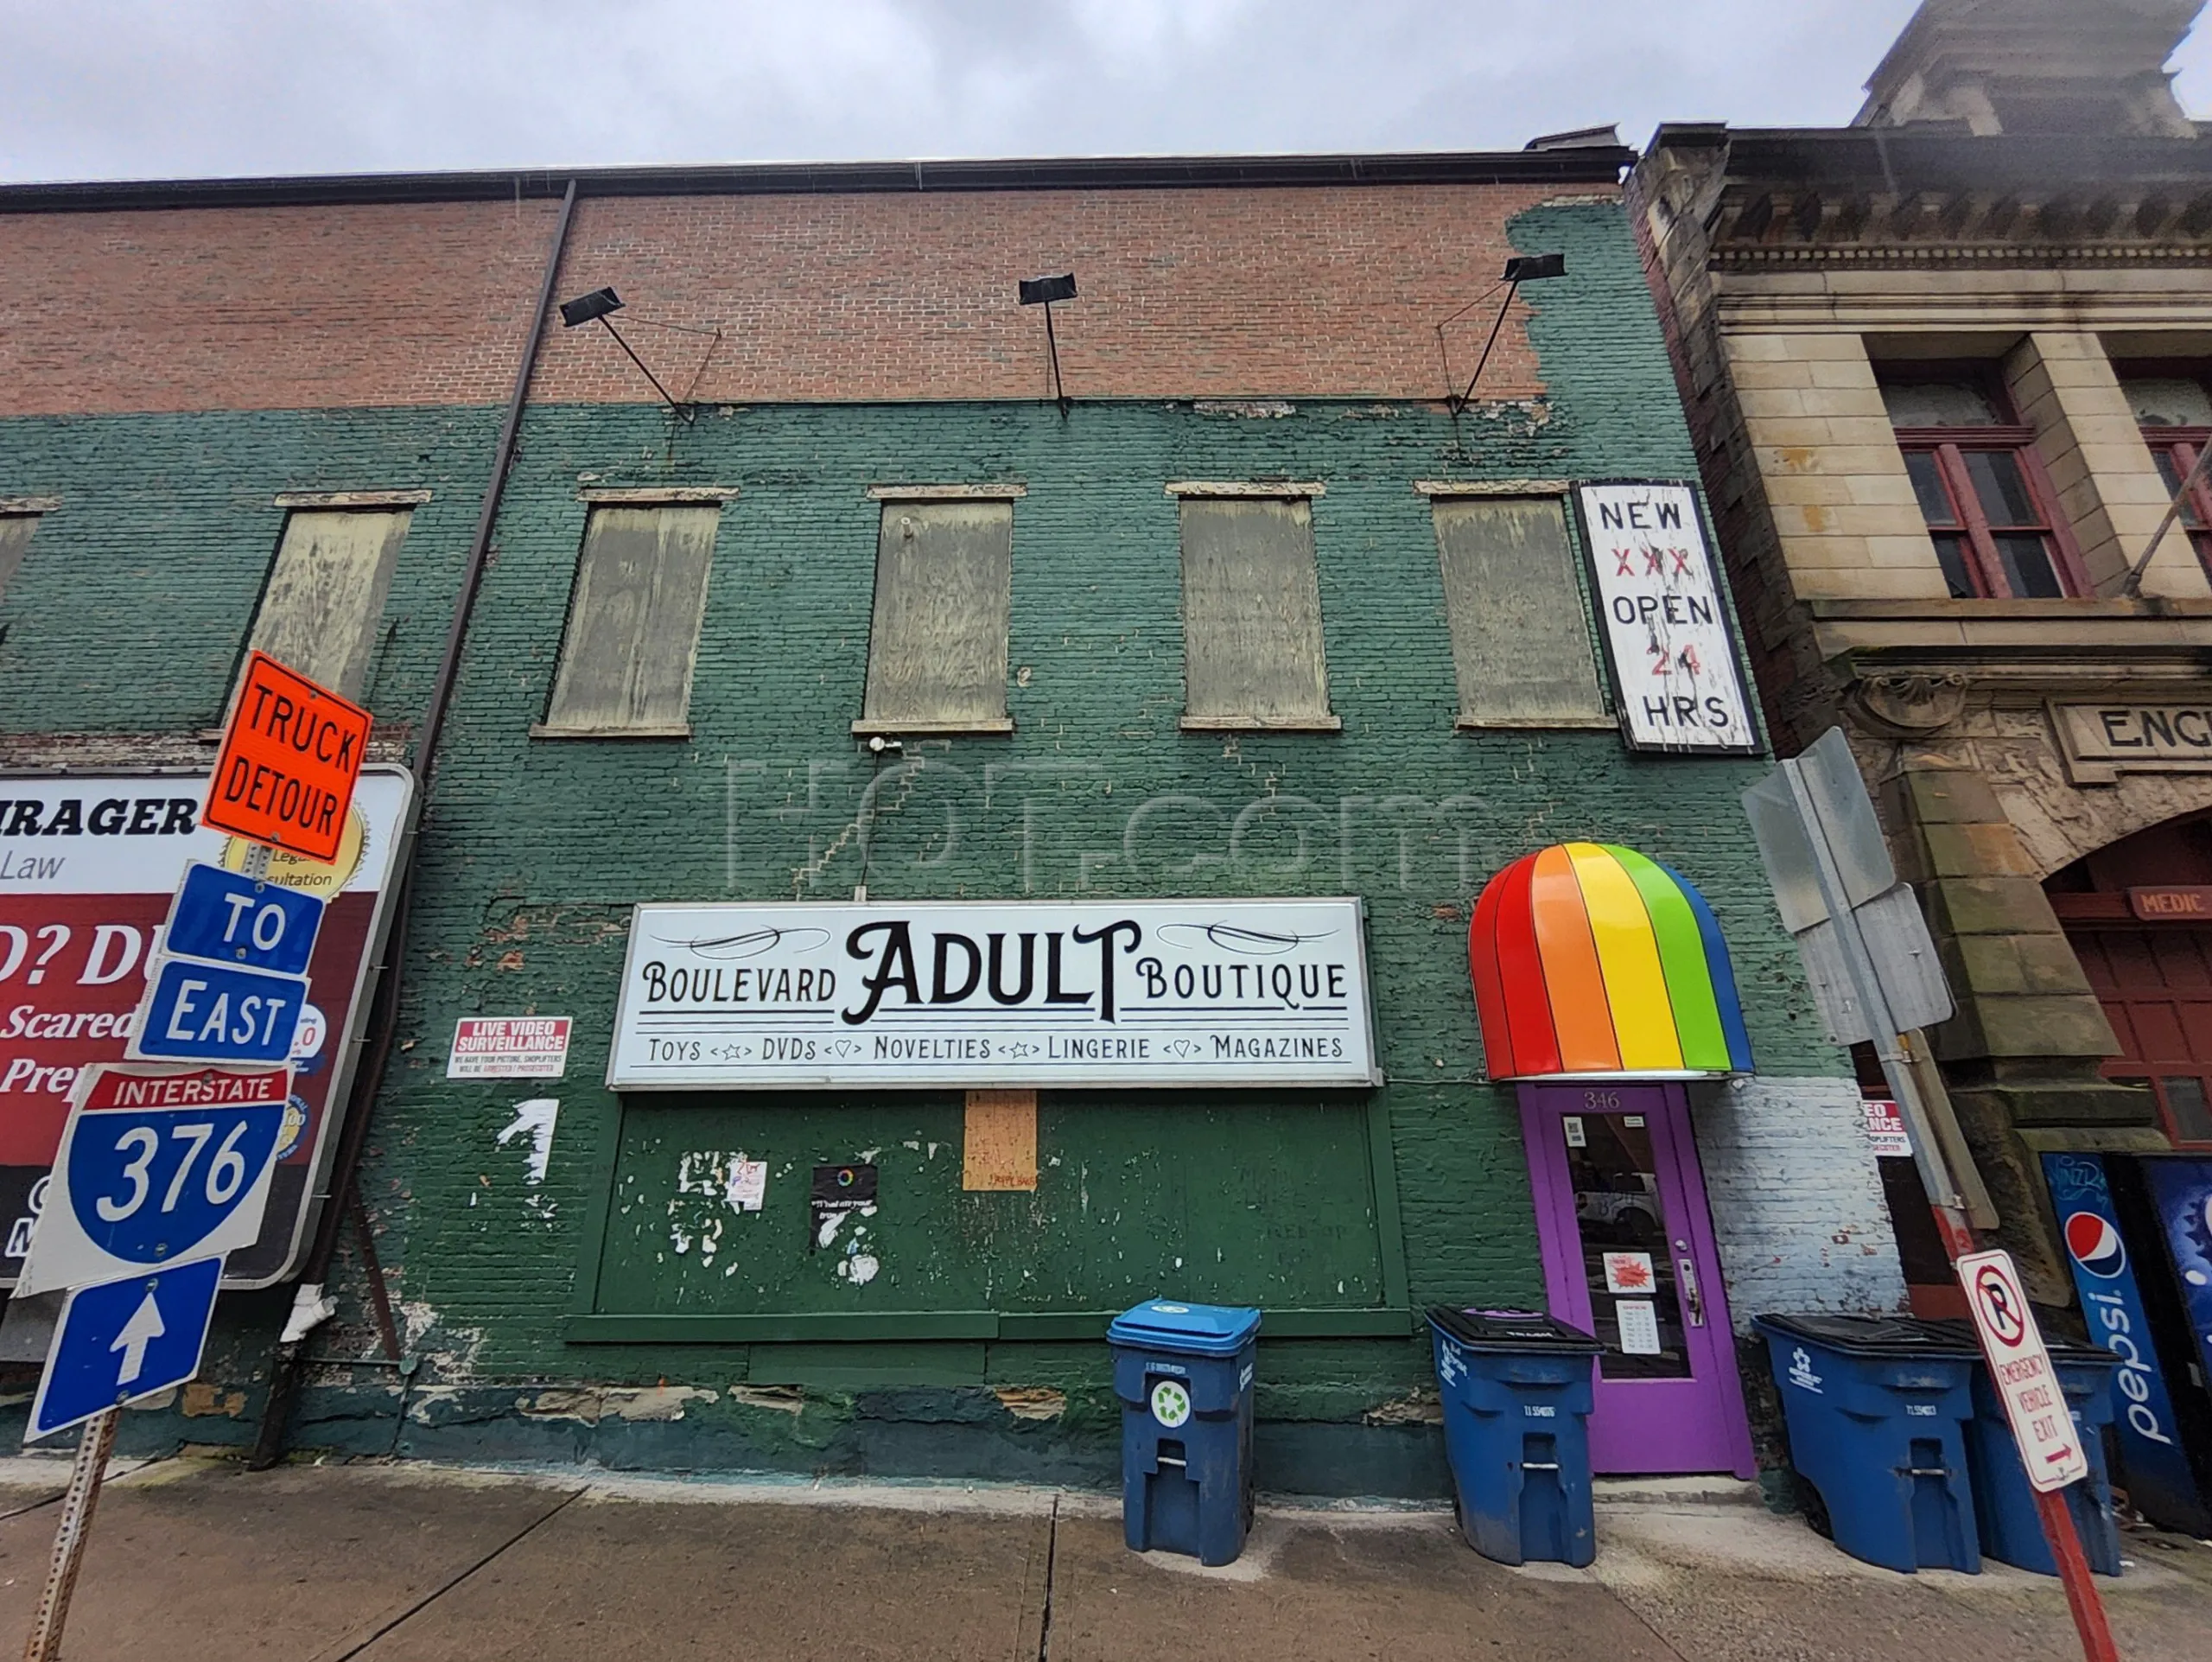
607 898 1377 1090
1577 481 1758 755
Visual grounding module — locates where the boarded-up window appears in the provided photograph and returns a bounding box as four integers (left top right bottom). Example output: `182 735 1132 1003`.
859 500 1014 732
1179 495 1335 729
248 509 412 701
1433 495 1609 728
541 503 721 735
0 514 41 606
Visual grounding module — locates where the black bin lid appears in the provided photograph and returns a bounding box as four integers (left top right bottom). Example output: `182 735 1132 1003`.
1427 1306 1602 1354
1756 1313 1980 1358
1918 1317 2115 1368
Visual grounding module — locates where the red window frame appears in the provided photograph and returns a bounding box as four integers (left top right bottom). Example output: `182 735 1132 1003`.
1891 426 2089 599
2141 429 2212 583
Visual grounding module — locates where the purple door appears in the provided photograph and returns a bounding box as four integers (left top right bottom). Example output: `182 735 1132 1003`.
1519 1081 1755 1478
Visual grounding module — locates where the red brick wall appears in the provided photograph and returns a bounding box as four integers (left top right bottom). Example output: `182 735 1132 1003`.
0 200 564 417
0 181 1588 416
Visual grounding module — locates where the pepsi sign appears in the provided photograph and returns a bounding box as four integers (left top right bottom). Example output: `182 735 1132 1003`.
2044 1153 2209 1534
2063 1210 2128 1279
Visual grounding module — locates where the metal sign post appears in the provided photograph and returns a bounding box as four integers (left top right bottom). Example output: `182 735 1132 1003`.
22 1404 117 1662
1747 732 2119 1662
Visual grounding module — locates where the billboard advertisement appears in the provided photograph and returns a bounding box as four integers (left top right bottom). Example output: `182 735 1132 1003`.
0 767 412 1287
2044 1151 2209 1533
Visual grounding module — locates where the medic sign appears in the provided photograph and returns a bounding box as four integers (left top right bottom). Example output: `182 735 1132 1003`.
202 652 372 863
0 768 413 1289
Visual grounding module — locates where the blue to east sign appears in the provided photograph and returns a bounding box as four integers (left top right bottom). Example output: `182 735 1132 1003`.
63 1100 285 1266
162 862 325 977
29 1257 222 1442
130 957 308 1066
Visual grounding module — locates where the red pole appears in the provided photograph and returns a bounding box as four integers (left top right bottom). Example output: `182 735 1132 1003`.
1930 1206 2120 1662
2033 1487 2121 1662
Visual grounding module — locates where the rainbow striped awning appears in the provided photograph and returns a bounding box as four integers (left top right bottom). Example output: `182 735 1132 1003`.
1469 843 1753 1080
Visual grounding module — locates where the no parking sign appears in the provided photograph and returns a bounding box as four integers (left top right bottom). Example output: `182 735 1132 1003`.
1957 1246 2088 1493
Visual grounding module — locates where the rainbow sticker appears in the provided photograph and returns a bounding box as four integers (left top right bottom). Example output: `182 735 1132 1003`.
1469 843 1752 1080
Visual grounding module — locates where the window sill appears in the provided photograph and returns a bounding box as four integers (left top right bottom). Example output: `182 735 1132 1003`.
530 723 695 741
1179 714 1342 733
1456 715 1618 732
849 718 1014 737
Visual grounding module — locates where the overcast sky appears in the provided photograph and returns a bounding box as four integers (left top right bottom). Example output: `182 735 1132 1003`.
1 1 2207 183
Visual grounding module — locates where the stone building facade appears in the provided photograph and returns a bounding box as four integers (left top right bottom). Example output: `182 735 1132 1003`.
1633 0 2212 1311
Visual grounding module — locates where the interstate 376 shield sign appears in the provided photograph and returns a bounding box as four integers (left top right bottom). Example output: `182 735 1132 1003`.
0 767 411 1288
16 1064 288 1296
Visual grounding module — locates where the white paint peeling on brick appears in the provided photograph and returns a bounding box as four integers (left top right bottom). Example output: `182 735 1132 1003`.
1690 1074 1908 1328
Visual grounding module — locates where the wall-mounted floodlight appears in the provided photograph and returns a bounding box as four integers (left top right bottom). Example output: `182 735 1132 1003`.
1437 254 1569 414
558 286 695 422
558 287 624 328
1018 272 1077 415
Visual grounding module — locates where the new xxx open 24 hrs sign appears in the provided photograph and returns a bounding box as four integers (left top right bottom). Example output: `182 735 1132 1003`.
202 652 372 865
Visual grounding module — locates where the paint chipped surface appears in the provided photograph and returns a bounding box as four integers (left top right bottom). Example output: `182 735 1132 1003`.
1363 1388 1443 1426
181 1382 247 1418
671 1149 753 1264
993 1387 1067 1422
495 1098 560 1184
520 1385 719 1424
730 1385 804 1416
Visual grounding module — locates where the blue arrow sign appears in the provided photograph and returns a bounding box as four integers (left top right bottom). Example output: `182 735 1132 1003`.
162 862 325 977
128 956 309 1066
28 1257 222 1442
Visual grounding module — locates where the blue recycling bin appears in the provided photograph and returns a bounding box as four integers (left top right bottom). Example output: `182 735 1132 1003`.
1427 1308 1602 1567
1757 1314 1982 1573
1108 1300 1261 1566
1939 1327 2124 1578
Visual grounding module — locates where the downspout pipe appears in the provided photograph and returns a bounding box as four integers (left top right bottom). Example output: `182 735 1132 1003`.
247 175 580 1468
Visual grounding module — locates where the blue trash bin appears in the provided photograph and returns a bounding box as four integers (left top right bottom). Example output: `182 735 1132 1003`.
1931 1321 2125 1578
1427 1307 1602 1567
1756 1314 1981 1574
1107 1300 1260 1566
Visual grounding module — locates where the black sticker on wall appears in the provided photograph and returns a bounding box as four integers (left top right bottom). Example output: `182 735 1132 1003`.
809 1162 878 1251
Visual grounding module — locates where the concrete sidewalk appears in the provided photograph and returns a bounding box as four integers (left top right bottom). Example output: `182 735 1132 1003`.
0 1457 2202 1660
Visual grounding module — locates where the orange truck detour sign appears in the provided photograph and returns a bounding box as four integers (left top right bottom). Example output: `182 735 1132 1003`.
201 652 372 864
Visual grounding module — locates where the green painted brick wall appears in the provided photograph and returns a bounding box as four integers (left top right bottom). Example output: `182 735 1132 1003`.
0 200 1852 1485
0 406 505 734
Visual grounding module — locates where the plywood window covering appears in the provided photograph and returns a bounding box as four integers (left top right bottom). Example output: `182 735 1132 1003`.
858 499 1014 734
541 503 722 736
1177 494 1336 729
2119 366 2212 583
1878 365 2087 600
0 510 47 607
1431 494 1608 728
247 508 415 699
